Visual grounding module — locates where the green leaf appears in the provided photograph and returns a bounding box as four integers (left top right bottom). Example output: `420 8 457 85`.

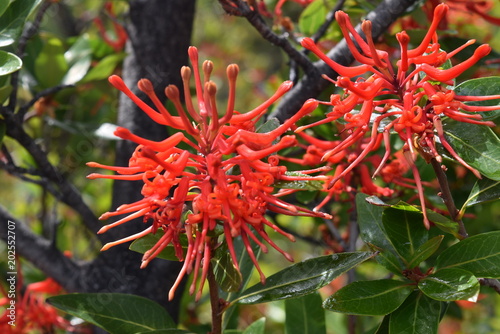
243 317 265 334
0 0 42 47
48 293 175 334
0 50 21 76
454 77 500 121
382 204 429 265
34 37 68 88
443 118 500 181
130 232 188 262
0 83 12 104
285 292 326 334
211 243 243 293
418 268 480 302
461 177 500 210
256 117 280 133
62 34 92 85
298 0 338 35
389 291 442 334
425 210 460 239
274 171 324 191
135 330 194 334
81 53 126 83
407 235 444 268
322 279 413 316
235 252 374 304
0 1 11 18
0 120 5 146
436 231 500 278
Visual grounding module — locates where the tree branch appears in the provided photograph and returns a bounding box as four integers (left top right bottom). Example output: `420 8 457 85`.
269 0 419 122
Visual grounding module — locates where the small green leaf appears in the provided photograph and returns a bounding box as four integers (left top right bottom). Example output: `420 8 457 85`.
130 232 188 262
135 330 194 334
211 244 243 293
389 291 441 334
81 53 126 83
0 50 21 76
285 292 326 334
461 177 500 210
243 317 265 334
356 194 395 252
454 77 500 121
425 210 460 238
236 252 374 304
48 293 175 334
0 84 12 104
256 117 280 133
322 279 413 316
418 268 479 302
0 0 42 47
274 171 324 191
443 118 500 181
436 231 500 278
407 235 444 268
34 37 68 88
62 35 92 85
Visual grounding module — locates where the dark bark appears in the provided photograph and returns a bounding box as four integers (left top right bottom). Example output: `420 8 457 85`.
269 0 419 122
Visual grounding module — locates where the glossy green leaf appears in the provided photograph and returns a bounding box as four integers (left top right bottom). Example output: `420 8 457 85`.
443 118 500 181
136 330 194 334
34 37 68 88
436 231 500 278
389 291 441 334
62 35 92 85
0 0 42 47
407 235 444 268
0 50 21 76
81 53 126 83
425 210 460 239
373 316 390 334
285 292 326 334
454 77 500 121
274 171 324 191
48 293 175 334
130 232 187 261
418 268 479 302
243 317 265 334
382 204 429 264
0 1 11 17
298 0 331 35
235 252 374 304
211 244 243 293
461 177 500 210
322 279 413 316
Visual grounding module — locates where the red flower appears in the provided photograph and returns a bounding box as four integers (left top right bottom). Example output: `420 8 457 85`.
300 4 500 227
88 46 331 300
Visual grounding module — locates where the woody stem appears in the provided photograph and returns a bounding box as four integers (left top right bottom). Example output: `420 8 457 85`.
208 260 223 334
430 158 468 239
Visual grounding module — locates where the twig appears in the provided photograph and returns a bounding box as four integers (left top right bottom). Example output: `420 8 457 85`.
17 84 75 122
479 278 500 294
430 158 468 239
207 262 223 334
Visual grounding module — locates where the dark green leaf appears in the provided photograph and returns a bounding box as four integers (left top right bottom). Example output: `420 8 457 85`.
389 291 441 334
368 243 405 275
0 1 11 17
81 53 126 83
130 232 187 262
211 244 243 293
243 318 265 334
285 292 326 334
0 120 5 146
0 0 42 47
48 293 175 334
425 210 460 238
34 37 68 88
322 279 413 316
256 117 280 133
236 252 374 304
436 231 500 278
0 50 21 76
454 77 500 121
0 84 12 104
274 171 324 191
136 330 194 334
461 177 500 209
443 118 500 181
373 316 390 334
407 235 444 268
382 204 429 265
418 268 479 301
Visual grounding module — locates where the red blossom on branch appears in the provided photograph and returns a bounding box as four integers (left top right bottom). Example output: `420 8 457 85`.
300 3 500 227
88 47 331 300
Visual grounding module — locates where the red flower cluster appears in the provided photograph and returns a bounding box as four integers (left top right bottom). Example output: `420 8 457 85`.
88 47 331 300
299 3 500 227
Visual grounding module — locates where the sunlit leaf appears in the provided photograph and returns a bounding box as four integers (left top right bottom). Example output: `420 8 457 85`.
243 318 265 334
81 53 126 83
389 291 441 334
454 77 500 121
274 171 324 191
0 0 42 47
130 232 188 262
418 268 479 302
461 177 500 210
0 50 21 76
211 244 243 293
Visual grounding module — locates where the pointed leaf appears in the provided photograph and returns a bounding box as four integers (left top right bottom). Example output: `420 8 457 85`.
425 210 460 238
389 291 441 334
0 50 21 76
0 0 42 47
443 118 500 181
243 318 265 334
211 244 243 293
418 268 479 302
462 177 500 209
382 204 429 264
236 252 374 304
454 77 500 121
81 53 126 83
407 235 444 268
48 293 175 334
130 232 188 261
436 231 500 278
322 279 413 316
285 292 326 334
